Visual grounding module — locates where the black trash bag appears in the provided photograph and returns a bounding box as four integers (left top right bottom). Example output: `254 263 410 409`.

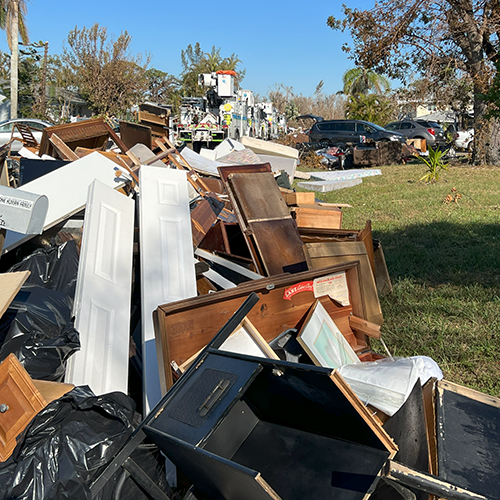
0 386 136 500
0 284 80 381
8 239 80 300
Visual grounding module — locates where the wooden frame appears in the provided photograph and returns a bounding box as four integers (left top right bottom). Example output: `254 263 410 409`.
153 262 374 390
297 299 359 369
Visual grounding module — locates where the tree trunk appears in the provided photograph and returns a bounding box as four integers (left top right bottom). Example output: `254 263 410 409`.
10 0 19 119
487 119 500 166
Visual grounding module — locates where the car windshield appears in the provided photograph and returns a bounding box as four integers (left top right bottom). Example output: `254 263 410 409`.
384 123 398 131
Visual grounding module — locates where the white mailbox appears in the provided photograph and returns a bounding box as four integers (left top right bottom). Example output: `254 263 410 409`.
0 185 48 235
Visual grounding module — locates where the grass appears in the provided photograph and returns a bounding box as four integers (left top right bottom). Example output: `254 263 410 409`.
297 161 500 396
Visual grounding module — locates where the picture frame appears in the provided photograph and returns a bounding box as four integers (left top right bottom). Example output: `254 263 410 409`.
178 317 279 373
297 299 359 369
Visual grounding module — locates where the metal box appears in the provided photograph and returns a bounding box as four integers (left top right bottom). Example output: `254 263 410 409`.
217 74 234 97
0 185 48 235
144 350 397 500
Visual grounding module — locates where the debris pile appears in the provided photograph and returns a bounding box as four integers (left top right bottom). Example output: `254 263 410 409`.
0 118 497 500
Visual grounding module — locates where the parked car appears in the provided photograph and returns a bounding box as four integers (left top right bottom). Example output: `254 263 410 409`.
308 119 406 145
384 119 447 148
0 118 52 152
454 128 474 151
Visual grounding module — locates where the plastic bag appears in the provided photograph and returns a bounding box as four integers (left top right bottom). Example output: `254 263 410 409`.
8 239 79 300
0 284 80 381
0 386 136 500
339 356 443 416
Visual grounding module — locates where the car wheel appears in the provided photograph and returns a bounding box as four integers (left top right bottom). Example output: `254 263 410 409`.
468 140 474 152
319 139 331 146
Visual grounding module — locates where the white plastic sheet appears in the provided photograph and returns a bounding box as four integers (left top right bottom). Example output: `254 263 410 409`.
339 356 443 416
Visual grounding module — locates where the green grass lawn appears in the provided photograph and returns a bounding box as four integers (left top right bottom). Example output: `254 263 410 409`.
298 161 500 396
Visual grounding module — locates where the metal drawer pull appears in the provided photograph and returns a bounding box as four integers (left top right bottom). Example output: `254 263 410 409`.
198 379 230 417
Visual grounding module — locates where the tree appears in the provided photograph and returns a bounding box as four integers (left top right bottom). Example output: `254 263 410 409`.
180 43 245 97
342 67 391 96
0 0 30 118
328 1 500 164
345 93 395 124
63 24 149 118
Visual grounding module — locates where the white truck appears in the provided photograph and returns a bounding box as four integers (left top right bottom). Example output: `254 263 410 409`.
175 71 286 150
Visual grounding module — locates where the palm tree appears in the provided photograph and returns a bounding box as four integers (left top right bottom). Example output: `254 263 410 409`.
0 0 30 118
342 67 390 96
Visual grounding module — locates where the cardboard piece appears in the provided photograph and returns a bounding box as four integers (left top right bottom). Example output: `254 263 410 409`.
0 271 30 319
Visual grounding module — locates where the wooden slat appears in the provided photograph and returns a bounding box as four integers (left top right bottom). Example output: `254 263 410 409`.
49 133 80 161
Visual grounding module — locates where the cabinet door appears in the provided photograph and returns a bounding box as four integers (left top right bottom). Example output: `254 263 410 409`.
0 354 46 461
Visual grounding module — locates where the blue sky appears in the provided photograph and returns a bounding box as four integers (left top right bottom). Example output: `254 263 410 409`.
0 0 374 98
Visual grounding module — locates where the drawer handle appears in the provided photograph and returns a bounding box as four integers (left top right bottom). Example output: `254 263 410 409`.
0 404 9 413
198 379 230 417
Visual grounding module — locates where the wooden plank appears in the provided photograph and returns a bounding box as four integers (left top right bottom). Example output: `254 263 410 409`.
422 377 438 476
191 199 217 246
139 166 197 411
32 379 74 405
291 205 343 230
0 271 30 319
283 191 315 206
65 180 134 395
0 354 46 462
349 315 381 339
304 240 383 325
48 133 80 161
153 263 367 389
387 461 487 500
374 240 393 296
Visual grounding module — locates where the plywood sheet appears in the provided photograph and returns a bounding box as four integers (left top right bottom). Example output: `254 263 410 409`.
65 180 134 395
0 271 30 319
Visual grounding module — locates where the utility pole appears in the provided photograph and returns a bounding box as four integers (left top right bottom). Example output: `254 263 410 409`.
10 0 20 119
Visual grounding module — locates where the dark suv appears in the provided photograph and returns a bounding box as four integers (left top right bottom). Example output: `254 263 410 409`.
308 119 406 145
384 120 447 148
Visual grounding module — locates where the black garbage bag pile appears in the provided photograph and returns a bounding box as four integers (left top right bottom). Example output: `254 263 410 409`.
0 241 81 381
8 239 80 299
0 284 80 381
0 387 136 500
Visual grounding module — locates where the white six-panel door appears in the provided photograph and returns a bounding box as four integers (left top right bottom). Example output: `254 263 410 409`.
139 166 197 414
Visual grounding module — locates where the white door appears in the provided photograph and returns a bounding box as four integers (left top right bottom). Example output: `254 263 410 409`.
65 180 134 395
139 166 197 414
